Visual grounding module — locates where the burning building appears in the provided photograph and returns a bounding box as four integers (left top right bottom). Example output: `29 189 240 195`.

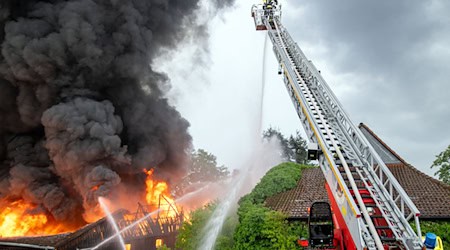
1 169 186 249
0 200 185 250
0 0 234 245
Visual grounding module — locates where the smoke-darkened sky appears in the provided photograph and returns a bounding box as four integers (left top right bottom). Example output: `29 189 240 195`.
164 0 450 178
0 0 234 226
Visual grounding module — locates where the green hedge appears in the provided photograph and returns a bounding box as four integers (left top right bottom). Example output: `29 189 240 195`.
419 220 450 249
175 163 312 250
239 162 309 205
175 203 218 250
234 163 312 249
234 204 299 250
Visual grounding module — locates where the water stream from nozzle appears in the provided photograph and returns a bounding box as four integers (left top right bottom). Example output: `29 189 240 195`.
198 32 270 250
92 189 204 250
98 197 126 250
91 203 164 250
90 30 272 250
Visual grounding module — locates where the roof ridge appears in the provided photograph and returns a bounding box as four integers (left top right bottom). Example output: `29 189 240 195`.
360 122 450 189
358 122 408 165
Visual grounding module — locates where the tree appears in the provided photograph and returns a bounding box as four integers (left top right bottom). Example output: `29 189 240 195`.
263 127 292 161
175 163 311 249
175 201 237 250
176 203 217 250
234 204 298 250
431 145 450 185
233 162 310 250
415 221 450 249
288 131 308 165
174 149 230 196
188 149 230 183
263 127 308 164
240 162 304 204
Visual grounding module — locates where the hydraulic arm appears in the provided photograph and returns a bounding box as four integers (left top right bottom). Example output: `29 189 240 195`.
252 3 423 249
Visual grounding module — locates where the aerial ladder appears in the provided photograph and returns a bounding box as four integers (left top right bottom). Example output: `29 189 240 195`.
251 2 425 249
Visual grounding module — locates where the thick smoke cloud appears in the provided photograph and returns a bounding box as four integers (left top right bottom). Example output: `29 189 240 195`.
0 0 234 225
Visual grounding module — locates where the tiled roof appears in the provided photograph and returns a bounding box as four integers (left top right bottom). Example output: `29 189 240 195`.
359 123 450 219
389 163 450 219
265 124 450 220
265 168 328 219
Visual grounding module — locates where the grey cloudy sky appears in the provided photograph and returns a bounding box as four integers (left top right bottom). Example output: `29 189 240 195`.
158 0 450 177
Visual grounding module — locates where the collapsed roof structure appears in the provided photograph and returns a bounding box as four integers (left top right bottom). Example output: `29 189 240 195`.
0 203 184 250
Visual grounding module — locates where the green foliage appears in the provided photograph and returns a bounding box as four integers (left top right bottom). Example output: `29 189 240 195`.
175 149 230 196
289 220 309 241
176 202 217 250
431 145 450 184
189 149 230 182
288 131 309 165
263 127 292 161
215 215 238 250
419 221 450 249
176 162 310 250
234 204 299 250
175 201 238 250
234 162 310 249
263 127 309 165
240 162 307 205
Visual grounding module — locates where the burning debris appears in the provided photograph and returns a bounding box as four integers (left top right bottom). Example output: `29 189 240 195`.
0 0 234 237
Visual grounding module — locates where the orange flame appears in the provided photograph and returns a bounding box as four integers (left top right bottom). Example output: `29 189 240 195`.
0 169 185 238
0 200 67 237
145 169 179 218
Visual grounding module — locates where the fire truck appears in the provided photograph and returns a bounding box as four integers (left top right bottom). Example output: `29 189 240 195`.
251 1 442 249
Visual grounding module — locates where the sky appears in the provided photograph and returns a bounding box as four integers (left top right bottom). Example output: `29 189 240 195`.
157 0 450 178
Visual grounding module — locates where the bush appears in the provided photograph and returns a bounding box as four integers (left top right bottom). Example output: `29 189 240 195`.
239 162 308 205
176 203 217 250
175 201 238 250
234 163 311 249
419 220 450 249
214 215 238 250
234 204 299 250
176 162 312 250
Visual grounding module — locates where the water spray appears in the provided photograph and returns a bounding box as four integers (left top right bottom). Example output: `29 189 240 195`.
98 197 126 250
199 32 271 250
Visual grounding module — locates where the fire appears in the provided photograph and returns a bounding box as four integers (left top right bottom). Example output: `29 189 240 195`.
0 169 184 238
145 169 179 218
0 200 67 237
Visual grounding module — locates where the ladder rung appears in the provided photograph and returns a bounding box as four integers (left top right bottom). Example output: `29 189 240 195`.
343 175 361 181
353 194 372 199
337 165 356 172
379 237 397 242
344 180 365 186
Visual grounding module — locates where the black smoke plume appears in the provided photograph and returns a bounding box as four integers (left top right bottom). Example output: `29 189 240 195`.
0 0 234 226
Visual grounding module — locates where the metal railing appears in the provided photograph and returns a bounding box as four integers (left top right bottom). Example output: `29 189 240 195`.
271 16 422 249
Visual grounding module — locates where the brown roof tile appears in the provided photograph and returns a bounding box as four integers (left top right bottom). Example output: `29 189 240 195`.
265 168 328 219
265 124 450 220
359 123 450 219
389 163 450 219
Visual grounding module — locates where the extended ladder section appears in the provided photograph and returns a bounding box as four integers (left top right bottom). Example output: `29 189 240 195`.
252 4 423 250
